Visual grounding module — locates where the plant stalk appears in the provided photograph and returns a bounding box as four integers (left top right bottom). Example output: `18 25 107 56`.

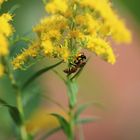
8 72 28 140
67 77 77 140
68 107 75 140
16 89 28 140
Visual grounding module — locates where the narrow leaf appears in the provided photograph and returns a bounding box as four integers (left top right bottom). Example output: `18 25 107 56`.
51 113 71 137
8 4 20 14
8 107 22 125
40 117 98 140
0 98 22 125
22 60 63 89
0 98 7 106
75 101 103 120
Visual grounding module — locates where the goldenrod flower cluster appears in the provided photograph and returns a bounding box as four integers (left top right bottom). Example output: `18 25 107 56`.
0 1 14 77
12 0 131 70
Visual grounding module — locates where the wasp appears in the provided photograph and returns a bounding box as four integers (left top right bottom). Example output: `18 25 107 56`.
64 53 87 75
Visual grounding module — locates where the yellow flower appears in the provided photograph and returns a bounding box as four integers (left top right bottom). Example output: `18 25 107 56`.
79 0 95 8
41 29 61 41
69 30 83 39
12 41 40 69
60 47 69 62
42 39 54 55
34 15 67 36
0 13 14 37
85 13 100 35
45 0 68 14
75 15 86 25
0 33 8 56
12 54 25 70
79 0 131 43
110 19 132 43
86 36 116 64
57 40 69 61
14 0 131 70
0 1 14 78
0 13 14 56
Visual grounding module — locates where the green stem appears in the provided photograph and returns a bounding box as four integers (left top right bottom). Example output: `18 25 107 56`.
68 107 75 140
16 90 28 140
67 77 77 140
3 56 28 140
8 73 28 140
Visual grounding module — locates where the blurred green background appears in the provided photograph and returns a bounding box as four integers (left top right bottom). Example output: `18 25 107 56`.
113 0 140 24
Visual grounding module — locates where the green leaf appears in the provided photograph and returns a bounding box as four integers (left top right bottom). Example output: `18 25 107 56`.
75 101 103 120
0 98 7 106
8 106 22 126
39 116 98 140
22 60 63 89
0 98 22 126
51 113 71 137
8 4 20 14
66 79 78 108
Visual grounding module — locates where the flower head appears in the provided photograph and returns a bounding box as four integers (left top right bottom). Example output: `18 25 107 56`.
45 0 68 14
0 1 14 77
12 0 131 70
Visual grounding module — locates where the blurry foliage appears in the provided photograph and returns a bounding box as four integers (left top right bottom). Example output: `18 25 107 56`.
0 0 45 139
113 0 140 25
1 0 46 35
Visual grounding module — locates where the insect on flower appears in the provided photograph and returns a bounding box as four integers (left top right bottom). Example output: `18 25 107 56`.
64 53 87 75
